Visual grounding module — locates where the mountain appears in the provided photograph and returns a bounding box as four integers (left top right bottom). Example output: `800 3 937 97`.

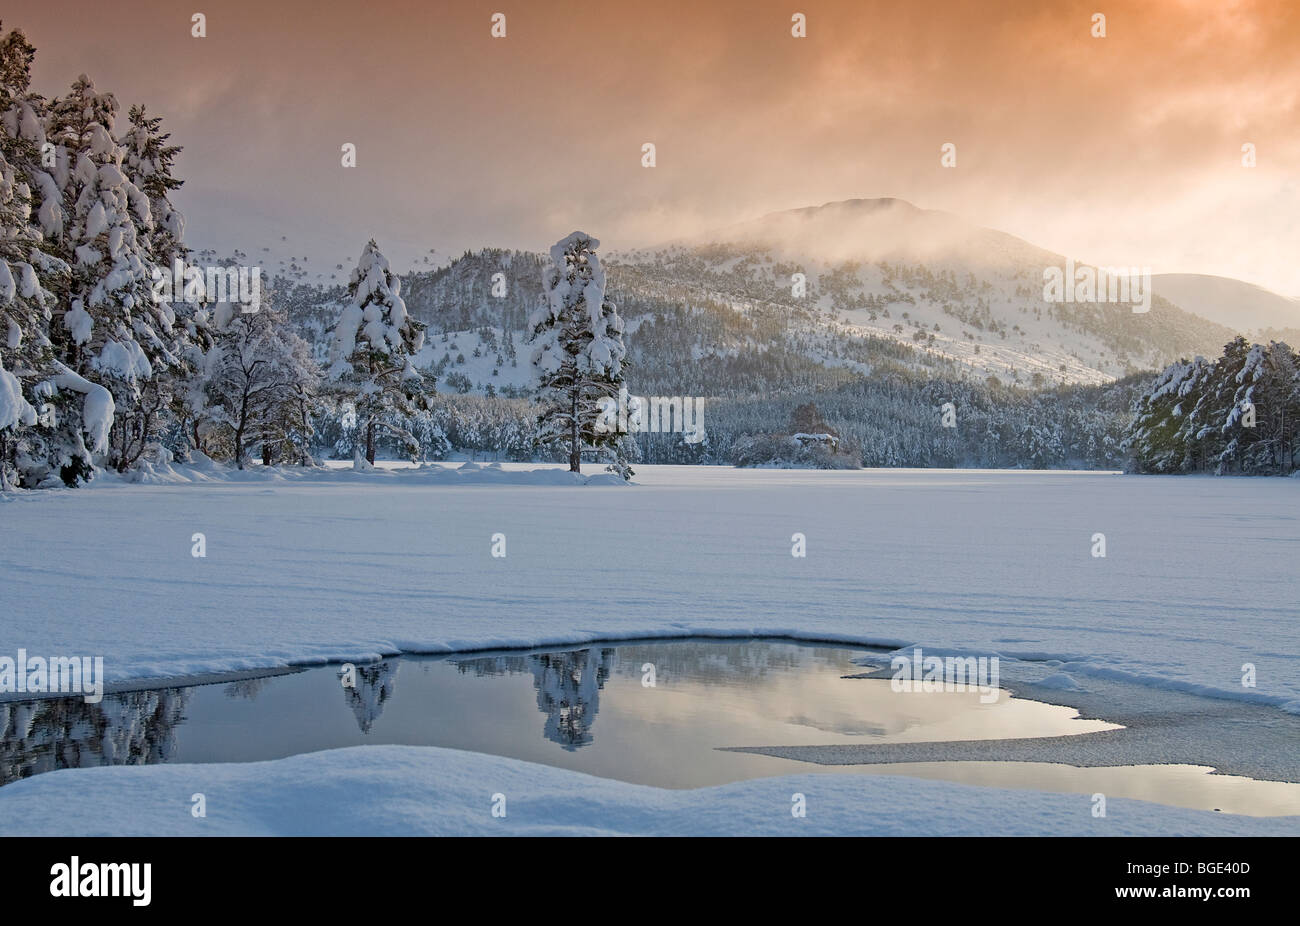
1151 273 1300 339
610 198 1238 387
277 198 1257 401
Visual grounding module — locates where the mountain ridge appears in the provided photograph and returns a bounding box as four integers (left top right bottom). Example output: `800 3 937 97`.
271 198 1264 399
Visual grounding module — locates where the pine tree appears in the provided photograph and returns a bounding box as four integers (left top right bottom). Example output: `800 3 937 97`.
1218 341 1300 474
1125 356 1212 473
1166 356 1216 472
120 104 185 264
0 25 87 487
1192 336 1253 474
1126 339 1300 476
326 239 432 466
0 23 36 113
528 232 628 475
0 28 207 486
39 75 184 473
0 140 44 487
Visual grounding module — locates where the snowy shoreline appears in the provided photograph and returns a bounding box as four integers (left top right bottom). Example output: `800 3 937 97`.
1 626 1294 718
0 745 1294 837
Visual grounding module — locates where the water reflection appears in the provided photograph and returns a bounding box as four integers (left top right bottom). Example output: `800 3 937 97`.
1 639 1295 815
453 648 613 750
0 640 1103 787
1 688 189 786
224 677 271 700
530 649 613 750
345 659 401 733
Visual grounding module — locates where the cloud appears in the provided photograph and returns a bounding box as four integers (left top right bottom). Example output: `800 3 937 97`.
9 0 1298 294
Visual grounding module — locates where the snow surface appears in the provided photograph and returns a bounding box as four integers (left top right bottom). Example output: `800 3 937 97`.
0 745 1292 836
0 464 1294 718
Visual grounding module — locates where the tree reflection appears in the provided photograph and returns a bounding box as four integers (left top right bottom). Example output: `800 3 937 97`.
529 648 614 750
452 647 616 750
0 688 189 786
344 658 401 733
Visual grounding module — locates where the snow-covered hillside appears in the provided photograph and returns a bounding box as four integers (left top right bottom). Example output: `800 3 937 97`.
617 198 1239 387
414 327 533 397
274 200 1250 401
215 200 1290 410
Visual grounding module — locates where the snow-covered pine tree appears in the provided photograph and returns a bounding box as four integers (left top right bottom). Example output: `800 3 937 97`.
1187 336 1252 475
0 23 36 118
0 25 94 488
1126 340 1300 476
0 29 205 485
1217 340 1300 474
120 105 183 261
1124 356 1213 473
326 239 432 466
38 74 183 474
528 231 628 475
1163 356 1217 472
0 86 43 487
117 102 221 465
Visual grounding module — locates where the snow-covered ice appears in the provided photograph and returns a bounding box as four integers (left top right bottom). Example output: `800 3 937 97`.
0 464 1294 713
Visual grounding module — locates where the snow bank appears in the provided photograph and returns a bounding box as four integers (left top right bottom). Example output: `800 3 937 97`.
91 458 630 488
0 745 1291 836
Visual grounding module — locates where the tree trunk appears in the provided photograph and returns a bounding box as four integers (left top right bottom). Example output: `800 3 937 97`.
366 419 376 465
569 389 581 472
298 398 311 465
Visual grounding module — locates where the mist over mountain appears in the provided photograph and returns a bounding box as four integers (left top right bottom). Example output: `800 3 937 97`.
265 198 1265 406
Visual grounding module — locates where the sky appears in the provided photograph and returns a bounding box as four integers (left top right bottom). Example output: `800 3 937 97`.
6 0 1299 296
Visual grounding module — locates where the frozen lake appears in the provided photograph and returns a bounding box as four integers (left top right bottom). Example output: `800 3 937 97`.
0 464 1294 711
1 464 1296 832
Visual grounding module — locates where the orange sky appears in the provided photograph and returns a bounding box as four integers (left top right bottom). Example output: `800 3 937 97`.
7 0 1299 294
